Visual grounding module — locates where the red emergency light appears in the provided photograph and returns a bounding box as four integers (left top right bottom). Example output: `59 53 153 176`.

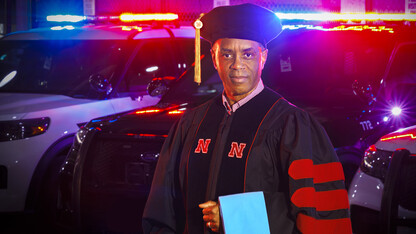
380 133 416 142
135 109 160 114
168 110 185 115
121 25 143 31
120 13 178 22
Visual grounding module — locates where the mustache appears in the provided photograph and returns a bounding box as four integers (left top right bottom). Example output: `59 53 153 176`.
229 72 248 78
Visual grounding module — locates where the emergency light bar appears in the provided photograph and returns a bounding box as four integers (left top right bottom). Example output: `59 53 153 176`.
120 13 178 22
46 12 414 24
276 12 416 21
283 24 395 33
46 13 178 23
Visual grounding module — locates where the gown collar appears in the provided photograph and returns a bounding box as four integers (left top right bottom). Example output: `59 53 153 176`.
222 79 264 115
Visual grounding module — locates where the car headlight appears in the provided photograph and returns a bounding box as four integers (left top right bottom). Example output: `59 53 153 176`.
360 144 392 181
0 117 50 142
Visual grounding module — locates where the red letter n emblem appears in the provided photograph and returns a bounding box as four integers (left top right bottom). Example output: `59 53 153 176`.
194 139 211 154
228 142 247 158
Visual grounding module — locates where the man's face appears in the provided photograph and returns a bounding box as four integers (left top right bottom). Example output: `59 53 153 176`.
211 38 268 103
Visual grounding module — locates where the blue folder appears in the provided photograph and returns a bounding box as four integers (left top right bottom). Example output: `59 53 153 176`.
219 191 270 234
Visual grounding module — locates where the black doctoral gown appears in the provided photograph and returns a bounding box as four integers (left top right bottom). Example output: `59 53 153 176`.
142 87 352 234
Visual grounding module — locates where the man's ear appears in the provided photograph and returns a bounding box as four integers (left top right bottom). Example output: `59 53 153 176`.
210 48 218 70
260 49 268 70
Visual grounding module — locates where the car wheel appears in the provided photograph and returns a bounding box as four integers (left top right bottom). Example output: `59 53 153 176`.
35 153 68 232
336 147 363 189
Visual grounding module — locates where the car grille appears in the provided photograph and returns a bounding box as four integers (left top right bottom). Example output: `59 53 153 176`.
79 133 165 233
84 133 163 188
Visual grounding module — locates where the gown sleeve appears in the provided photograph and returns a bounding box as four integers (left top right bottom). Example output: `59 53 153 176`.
279 109 352 234
142 116 188 234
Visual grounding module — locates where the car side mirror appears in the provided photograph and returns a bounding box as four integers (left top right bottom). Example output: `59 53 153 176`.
147 76 175 97
89 74 113 95
352 80 375 105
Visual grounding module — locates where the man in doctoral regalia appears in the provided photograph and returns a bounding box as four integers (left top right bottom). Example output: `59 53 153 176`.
143 3 352 233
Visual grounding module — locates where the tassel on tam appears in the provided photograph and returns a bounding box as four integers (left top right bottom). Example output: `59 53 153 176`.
193 14 204 85
194 14 203 85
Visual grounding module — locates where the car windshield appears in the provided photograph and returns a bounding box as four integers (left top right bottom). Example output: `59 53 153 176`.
377 42 416 127
0 40 131 98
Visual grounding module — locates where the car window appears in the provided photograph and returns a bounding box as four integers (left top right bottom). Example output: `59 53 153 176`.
172 38 199 75
116 39 177 95
0 40 131 98
174 38 211 70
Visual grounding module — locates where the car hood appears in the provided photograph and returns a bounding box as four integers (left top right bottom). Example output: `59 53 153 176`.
0 93 97 121
375 125 416 154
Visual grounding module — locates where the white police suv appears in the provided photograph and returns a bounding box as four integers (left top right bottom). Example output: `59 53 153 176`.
0 14 199 215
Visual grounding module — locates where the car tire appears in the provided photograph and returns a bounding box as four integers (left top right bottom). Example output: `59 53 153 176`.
336 147 363 189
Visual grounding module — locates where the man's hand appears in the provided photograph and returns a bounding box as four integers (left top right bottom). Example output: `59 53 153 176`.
199 200 220 232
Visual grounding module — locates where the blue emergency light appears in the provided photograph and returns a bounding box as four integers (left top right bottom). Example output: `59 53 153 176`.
47 15 86 22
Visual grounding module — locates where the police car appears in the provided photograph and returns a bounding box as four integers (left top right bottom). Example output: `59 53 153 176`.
57 17 416 232
348 125 416 233
340 37 416 188
0 13 201 219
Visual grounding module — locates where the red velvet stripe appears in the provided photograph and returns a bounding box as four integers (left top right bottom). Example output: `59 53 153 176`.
288 159 313 179
291 187 349 211
288 159 345 183
314 162 345 183
297 213 352 234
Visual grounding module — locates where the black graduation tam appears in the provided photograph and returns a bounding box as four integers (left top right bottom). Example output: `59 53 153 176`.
199 3 282 47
